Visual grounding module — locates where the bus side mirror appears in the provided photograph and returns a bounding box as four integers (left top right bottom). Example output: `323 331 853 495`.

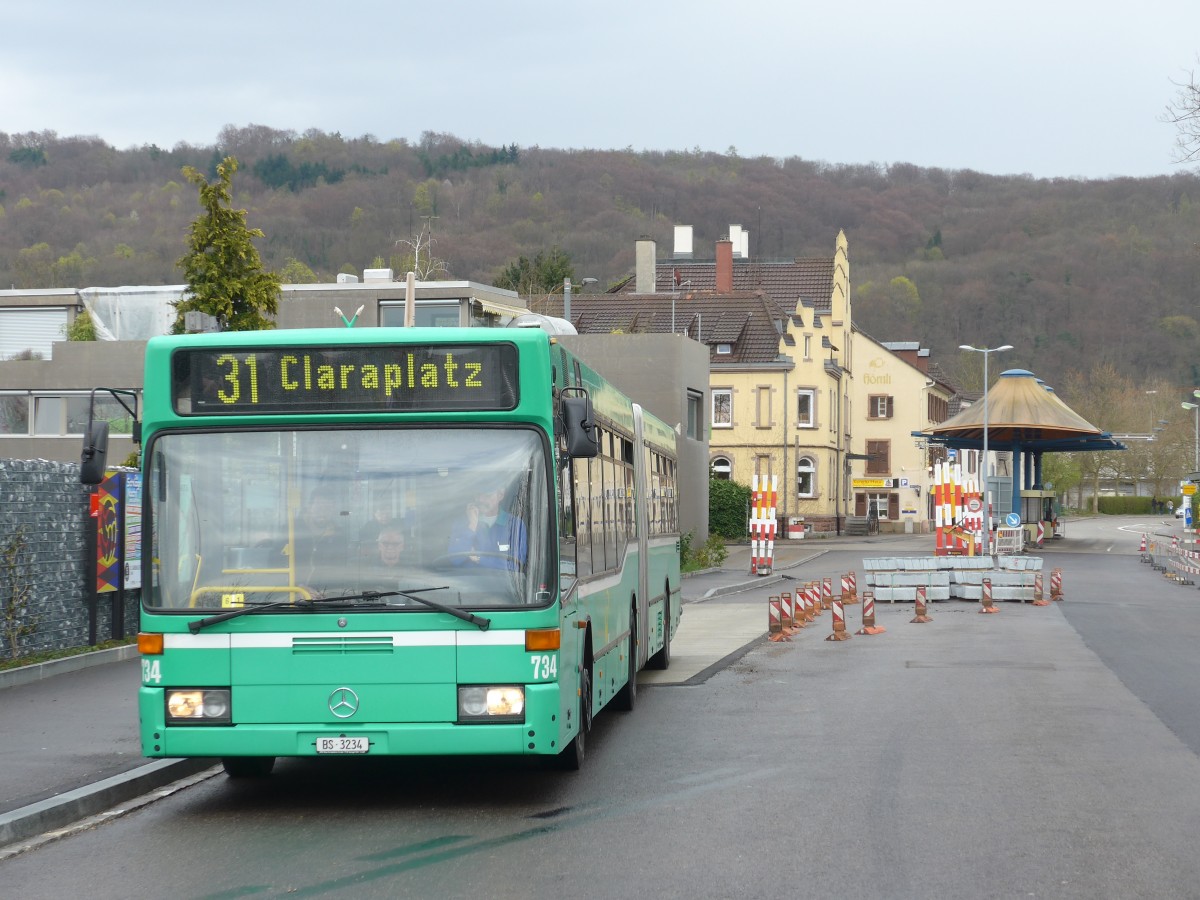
80 421 110 485
562 393 599 459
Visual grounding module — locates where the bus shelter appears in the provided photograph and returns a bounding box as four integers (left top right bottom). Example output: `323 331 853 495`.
918 369 1126 540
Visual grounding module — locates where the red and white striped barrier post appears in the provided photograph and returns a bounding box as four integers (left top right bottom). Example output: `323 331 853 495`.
822 576 834 610
768 595 789 641
911 584 932 623
1033 572 1049 606
840 572 853 603
806 582 820 618
857 590 885 634
825 599 852 641
979 576 998 614
1050 568 1063 601
1139 533 1147 555
781 591 801 633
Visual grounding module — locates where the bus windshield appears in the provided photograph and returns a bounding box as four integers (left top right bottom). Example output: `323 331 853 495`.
146 426 552 612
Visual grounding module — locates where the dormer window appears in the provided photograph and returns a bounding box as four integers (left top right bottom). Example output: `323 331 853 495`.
716 343 732 355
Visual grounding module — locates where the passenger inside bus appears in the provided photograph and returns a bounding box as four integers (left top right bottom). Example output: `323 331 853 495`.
289 490 351 586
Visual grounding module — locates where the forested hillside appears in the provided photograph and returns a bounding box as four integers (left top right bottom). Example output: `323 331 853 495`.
2 125 1199 390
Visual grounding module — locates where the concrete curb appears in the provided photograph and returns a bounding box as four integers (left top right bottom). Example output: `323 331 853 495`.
0 757 217 850
695 549 830 601
0 643 139 696
0 643 140 692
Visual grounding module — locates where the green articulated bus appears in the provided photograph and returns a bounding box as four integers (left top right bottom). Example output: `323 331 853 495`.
82 326 680 774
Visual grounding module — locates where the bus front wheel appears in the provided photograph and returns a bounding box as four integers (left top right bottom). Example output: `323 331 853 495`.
556 666 591 770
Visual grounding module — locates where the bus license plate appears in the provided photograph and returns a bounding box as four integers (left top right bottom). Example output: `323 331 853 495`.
316 736 369 754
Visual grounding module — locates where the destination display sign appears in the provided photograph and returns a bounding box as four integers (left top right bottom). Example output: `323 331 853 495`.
172 343 519 415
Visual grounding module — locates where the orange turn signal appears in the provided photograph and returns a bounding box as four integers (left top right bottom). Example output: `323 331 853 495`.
138 632 164 655
525 628 561 651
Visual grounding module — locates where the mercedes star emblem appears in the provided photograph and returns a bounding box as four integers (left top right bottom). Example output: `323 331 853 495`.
328 687 360 719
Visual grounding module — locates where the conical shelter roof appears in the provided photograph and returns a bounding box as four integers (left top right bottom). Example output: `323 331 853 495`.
924 369 1123 451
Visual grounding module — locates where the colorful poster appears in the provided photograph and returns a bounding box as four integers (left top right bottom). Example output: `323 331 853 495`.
96 473 121 594
123 473 142 590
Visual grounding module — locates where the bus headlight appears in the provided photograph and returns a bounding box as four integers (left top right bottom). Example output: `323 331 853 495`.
165 689 232 724
457 686 525 723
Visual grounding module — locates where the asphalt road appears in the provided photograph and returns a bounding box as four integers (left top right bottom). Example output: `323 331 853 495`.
5 517 1200 898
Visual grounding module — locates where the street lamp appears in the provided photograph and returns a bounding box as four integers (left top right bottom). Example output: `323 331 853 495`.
959 343 1013 556
1183 389 1200 471
549 276 597 323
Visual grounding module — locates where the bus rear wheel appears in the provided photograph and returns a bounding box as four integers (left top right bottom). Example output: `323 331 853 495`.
221 756 276 778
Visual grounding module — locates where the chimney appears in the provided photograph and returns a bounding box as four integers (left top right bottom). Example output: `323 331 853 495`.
673 225 693 259
715 238 734 293
635 235 656 293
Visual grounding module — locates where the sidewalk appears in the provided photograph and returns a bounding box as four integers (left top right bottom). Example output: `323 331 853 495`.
0 535 851 851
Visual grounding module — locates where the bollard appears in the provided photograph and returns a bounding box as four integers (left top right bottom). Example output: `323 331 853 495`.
1050 568 1063 601
822 576 834 610
979 576 998 614
825 599 852 641
857 590 886 634
911 584 932 623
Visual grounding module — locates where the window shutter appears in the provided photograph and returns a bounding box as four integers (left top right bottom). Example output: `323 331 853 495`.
888 493 900 519
0 308 68 359
886 396 894 419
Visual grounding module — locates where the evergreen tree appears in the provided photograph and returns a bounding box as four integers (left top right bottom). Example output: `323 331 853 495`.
172 156 280 333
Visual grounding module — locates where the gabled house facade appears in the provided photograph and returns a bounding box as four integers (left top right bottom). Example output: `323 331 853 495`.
560 229 854 533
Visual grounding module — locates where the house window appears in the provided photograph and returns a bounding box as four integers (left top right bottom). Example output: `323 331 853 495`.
686 390 704 440
797 456 815 496
0 307 69 360
797 389 815 428
716 343 732 355
711 456 732 480
712 389 733 428
868 394 894 419
803 335 811 359
866 440 890 475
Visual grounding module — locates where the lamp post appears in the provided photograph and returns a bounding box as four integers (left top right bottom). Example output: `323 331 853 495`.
549 276 597 323
959 343 1013 555
1183 389 1200 471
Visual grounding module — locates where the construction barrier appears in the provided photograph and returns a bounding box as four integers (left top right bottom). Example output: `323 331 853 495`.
826 600 851 641
1032 572 1049 606
857 590 885 635
979 577 998 614
1050 568 1063 601
749 474 778 576
840 572 856 604
933 461 984 556
823 576 836 608
768 596 789 642
911 584 932 623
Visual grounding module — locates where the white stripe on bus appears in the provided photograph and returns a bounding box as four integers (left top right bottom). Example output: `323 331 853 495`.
162 631 526 650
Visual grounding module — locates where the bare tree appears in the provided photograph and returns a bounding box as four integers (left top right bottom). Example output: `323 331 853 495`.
391 221 449 280
1164 63 1200 165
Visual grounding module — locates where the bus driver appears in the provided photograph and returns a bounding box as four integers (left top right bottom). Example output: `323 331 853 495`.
447 485 527 570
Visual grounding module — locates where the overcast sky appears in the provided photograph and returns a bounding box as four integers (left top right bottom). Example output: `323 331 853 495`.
4 1 1199 180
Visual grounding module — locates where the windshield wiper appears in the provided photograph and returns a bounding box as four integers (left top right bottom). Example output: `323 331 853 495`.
187 586 490 633
189 598 311 633
328 586 491 631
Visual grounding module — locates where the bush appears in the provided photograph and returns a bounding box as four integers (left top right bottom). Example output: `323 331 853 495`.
680 531 728 572
709 477 751 540
1097 496 1180 515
